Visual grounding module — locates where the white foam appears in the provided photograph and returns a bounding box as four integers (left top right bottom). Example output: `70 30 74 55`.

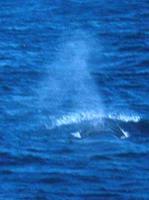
108 113 141 123
46 110 141 130
53 111 141 127
55 111 103 127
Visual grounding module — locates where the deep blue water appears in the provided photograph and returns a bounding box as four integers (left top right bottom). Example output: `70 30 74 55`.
0 0 149 199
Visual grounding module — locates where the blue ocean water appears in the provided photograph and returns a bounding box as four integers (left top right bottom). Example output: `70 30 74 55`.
0 0 149 199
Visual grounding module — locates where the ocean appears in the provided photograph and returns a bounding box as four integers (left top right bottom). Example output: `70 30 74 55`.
0 0 149 199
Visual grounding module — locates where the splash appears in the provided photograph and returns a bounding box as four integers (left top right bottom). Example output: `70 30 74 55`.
46 110 141 129
55 111 103 127
108 113 141 123
40 31 141 140
71 131 82 139
120 128 129 139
